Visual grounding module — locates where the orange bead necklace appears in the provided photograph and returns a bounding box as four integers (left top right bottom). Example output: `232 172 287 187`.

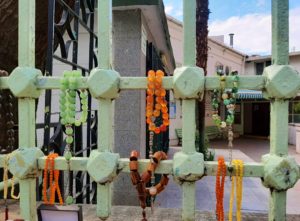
215 156 226 221
146 70 169 134
43 153 63 205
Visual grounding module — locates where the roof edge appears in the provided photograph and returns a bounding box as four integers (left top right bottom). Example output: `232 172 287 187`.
113 0 176 70
167 15 247 58
113 0 159 7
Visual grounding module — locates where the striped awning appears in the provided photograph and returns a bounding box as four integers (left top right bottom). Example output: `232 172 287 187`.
237 89 264 100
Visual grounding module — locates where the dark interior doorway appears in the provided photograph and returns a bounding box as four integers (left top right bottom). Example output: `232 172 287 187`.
252 102 270 137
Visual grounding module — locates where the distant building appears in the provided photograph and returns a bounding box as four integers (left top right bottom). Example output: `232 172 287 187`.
244 52 300 144
167 15 300 145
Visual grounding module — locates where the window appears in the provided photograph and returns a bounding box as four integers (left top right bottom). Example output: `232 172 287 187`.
234 103 241 124
289 101 300 123
255 62 264 75
215 63 224 75
225 66 230 75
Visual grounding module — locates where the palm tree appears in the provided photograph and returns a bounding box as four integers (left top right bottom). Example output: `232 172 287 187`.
196 0 210 157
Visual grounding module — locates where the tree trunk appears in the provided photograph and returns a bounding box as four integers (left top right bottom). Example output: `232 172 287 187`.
196 0 209 156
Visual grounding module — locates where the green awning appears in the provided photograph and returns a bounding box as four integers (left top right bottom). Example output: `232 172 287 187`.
237 90 264 100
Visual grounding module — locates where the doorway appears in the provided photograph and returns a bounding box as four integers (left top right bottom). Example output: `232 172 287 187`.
252 102 270 137
243 102 270 137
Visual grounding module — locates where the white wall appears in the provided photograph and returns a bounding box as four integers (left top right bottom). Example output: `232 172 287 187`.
167 18 183 67
289 124 297 145
207 40 245 76
290 55 300 72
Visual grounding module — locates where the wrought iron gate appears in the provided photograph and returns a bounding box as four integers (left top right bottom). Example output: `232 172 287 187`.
38 0 98 203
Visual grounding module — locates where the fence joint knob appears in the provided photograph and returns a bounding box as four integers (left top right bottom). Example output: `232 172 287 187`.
87 150 120 184
8 148 44 179
87 68 120 99
173 151 204 183
261 154 299 191
263 65 300 99
173 66 205 100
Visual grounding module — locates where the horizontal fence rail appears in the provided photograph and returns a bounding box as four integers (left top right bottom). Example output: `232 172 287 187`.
0 156 265 177
0 75 266 91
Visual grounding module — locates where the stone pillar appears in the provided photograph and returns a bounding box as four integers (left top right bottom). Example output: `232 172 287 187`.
112 9 146 205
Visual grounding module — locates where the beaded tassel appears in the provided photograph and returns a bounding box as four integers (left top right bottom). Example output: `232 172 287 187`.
42 153 63 205
229 159 244 221
216 156 226 221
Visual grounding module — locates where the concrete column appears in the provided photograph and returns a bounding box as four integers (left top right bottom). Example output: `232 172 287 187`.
112 9 146 205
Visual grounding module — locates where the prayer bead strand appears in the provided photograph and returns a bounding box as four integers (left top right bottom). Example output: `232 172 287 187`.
43 153 63 205
229 159 244 221
129 150 169 221
215 156 226 221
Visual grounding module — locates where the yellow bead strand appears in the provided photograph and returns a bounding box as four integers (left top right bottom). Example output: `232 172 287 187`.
229 160 244 221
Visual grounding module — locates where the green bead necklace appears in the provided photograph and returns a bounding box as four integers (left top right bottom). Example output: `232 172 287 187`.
60 71 88 146
212 71 239 128
211 70 239 162
59 70 88 204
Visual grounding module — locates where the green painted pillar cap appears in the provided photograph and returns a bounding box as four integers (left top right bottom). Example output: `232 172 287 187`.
263 65 300 99
87 150 120 184
261 154 299 191
173 151 204 183
87 68 120 99
8 148 44 179
7 67 42 98
173 66 205 100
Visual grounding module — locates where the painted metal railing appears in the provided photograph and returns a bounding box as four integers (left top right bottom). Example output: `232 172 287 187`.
0 0 299 221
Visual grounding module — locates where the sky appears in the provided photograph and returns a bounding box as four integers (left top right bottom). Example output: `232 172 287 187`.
164 0 300 55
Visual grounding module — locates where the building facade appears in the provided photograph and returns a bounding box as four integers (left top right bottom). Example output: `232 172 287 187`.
167 15 300 145
244 52 300 144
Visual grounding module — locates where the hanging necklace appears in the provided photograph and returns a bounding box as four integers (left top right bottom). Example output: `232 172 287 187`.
129 150 169 221
229 159 244 221
59 71 88 204
146 70 169 134
42 153 63 205
215 156 226 221
146 70 169 210
211 71 239 163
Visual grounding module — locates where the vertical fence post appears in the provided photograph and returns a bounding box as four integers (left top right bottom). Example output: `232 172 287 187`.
269 0 289 220
18 0 37 220
96 0 113 219
182 0 197 220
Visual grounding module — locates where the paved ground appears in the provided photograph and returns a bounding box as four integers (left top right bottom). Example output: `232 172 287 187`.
2 203 300 221
0 200 299 221
211 138 300 214
155 138 300 215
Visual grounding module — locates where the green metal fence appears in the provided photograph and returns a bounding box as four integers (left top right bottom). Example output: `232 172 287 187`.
0 0 299 220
